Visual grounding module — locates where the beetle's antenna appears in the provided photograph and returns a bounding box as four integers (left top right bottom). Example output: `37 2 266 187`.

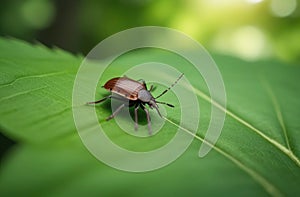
156 101 174 108
155 73 184 99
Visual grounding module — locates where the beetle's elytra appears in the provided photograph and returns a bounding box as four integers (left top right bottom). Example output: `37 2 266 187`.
87 73 184 134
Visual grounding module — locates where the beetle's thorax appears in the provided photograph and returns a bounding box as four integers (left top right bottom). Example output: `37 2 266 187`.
137 90 159 111
138 89 153 102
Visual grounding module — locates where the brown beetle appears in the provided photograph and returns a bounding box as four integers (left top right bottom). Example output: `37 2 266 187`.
88 73 184 134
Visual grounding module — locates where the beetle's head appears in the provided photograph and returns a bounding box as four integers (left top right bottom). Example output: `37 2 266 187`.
148 99 158 109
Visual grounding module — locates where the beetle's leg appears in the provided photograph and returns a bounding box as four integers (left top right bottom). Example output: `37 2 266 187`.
137 79 148 89
151 104 162 118
87 95 126 105
106 103 125 121
87 95 113 104
141 104 152 135
134 104 140 131
149 85 154 92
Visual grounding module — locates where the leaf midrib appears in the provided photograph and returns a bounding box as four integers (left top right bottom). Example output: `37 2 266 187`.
164 117 283 197
190 85 300 168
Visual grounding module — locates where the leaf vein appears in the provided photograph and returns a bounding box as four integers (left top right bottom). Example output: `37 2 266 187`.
0 71 70 88
191 86 300 168
260 79 291 151
0 86 47 102
164 117 283 197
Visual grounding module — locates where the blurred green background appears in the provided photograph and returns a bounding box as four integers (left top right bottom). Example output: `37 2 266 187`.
0 0 299 63
1 1 300 196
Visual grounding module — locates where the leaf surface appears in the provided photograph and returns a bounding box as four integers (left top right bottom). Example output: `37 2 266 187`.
0 38 299 197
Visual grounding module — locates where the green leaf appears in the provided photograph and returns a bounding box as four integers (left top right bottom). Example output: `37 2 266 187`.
0 38 299 196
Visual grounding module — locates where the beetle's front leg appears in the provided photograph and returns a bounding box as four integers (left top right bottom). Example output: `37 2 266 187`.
137 79 148 89
134 104 140 131
149 85 154 92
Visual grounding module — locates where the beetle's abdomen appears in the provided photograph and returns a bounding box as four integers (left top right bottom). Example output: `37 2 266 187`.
103 77 144 100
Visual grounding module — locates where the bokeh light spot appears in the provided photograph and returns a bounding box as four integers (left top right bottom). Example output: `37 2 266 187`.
21 0 55 29
246 0 264 4
212 26 270 61
270 0 297 17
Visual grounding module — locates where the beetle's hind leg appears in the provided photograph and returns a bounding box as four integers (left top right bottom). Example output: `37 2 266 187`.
87 95 112 104
87 95 127 105
141 104 152 135
106 103 125 121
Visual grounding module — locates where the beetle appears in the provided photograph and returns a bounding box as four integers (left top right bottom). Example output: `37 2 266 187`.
87 73 184 134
